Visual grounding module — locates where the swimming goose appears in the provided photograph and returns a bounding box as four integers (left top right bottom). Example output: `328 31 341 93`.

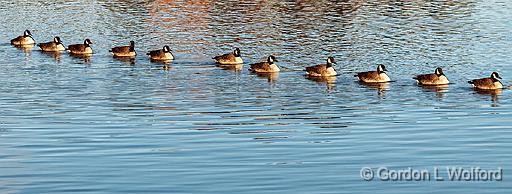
110 41 136 57
468 72 503 90
68 39 93 54
147 45 174 60
413 67 449 85
11 30 36 46
249 55 280 73
305 57 337 77
37 37 66 52
213 48 243 64
355 64 391 83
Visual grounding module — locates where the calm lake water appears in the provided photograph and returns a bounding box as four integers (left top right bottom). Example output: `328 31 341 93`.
1 0 511 193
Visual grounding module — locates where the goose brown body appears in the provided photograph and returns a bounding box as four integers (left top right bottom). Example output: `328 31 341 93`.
213 48 243 64
249 55 279 73
413 67 449 85
305 57 337 77
38 37 65 52
68 39 93 54
355 64 391 83
11 30 35 46
147 46 174 60
468 72 503 90
110 41 136 57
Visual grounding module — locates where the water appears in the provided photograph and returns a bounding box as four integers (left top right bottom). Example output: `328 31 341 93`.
1 0 511 193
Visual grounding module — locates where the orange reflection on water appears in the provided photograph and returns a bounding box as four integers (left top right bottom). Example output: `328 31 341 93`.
148 0 211 29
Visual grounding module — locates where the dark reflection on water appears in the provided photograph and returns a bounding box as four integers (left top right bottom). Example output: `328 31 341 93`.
217 64 243 72
306 76 337 92
254 72 279 83
358 82 390 97
113 56 136 65
474 89 502 105
69 53 92 63
14 44 35 51
40 51 64 62
419 84 450 99
1 0 512 193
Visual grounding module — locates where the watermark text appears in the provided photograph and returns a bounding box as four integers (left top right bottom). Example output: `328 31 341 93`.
360 166 503 181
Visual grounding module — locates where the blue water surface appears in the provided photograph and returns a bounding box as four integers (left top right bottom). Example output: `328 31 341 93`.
0 0 511 193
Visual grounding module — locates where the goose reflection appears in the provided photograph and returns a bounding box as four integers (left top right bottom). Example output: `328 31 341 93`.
420 84 449 92
307 76 336 91
474 89 502 104
217 64 243 72
420 84 449 99
359 82 389 96
162 64 171 71
69 53 92 63
41 51 62 62
113 56 136 65
14 44 34 53
255 72 279 83
150 59 173 65
149 59 173 70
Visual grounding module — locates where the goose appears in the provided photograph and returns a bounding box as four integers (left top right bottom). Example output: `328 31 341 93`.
305 57 337 77
248 55 280 73
468 72 503 90
413 67 449 85
213 48 243 64
11 30 36 46
147 45 174 60
37 36 66 52
67 39 93 54
110 41 136 57
355 64 391 83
